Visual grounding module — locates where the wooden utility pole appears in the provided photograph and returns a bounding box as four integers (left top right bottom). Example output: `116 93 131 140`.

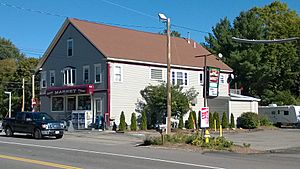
22 78 25 112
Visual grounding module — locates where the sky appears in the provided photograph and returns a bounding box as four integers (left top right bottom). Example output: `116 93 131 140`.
0 0 299 58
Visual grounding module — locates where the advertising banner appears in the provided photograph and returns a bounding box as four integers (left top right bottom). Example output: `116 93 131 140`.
200 107 209 128
207 67 220 97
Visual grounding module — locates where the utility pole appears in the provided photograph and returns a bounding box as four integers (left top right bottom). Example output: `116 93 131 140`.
32 74 35 112
166 17 171 134
22 78 25 112
4 91 11 118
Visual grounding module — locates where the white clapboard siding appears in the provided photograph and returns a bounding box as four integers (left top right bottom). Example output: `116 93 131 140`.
229 100 259 126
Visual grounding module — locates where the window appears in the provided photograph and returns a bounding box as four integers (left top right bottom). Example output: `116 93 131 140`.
284 111 289 115
114 65 123 82
41 71 47 88
150 68 162 80
271 111 276 115
83 65 90 84
49 70 55 86
67 39 73 57
77 95 91 110
199 72 203 84
63 67 76 85
94 64 102 83
172 70 188 86
52 97 64 111
220 74 225 84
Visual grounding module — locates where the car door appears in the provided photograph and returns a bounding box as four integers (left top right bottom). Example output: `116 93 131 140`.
14 112 25 132
23 113 34 133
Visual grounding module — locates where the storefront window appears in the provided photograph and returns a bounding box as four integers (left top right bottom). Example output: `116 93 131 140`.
77 95 91 110
67 96 76 111
52 97 64 111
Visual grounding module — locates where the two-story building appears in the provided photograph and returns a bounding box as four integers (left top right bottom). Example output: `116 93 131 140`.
37 18 234 128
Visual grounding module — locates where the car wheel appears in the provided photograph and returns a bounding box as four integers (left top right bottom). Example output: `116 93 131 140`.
5 127 13 137
55 135 63 139
34 128 42 139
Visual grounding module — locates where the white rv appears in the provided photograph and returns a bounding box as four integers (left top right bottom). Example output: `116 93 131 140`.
258 104 300 127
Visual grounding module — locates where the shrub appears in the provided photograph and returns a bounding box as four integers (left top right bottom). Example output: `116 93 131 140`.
119 111 126 131
141 111 147 130
213 112 220 129
178 115 184 129
221 112 228 128
130 112 137 131
187 112 194 129
237 112 260 129
229 113 235 128
209 112 213 129
258 114 272 126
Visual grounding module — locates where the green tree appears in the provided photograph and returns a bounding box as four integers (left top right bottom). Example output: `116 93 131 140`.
119 111 126 131
141 111 147 130
130 112 137 131
178 114 184 129
230 113 235 128
209 112 213 129
205 1 300 105
187 112 194 129
213 112 220 129
221 112 228 128
140 84 198 126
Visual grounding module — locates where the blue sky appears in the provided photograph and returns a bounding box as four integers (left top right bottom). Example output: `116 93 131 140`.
0 0 299 58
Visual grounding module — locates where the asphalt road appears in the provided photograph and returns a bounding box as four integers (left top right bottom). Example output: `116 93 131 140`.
0 130 299 169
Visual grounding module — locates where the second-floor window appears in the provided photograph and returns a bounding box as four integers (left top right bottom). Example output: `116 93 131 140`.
220 74 225 84
67 39 73 57
150 68 163 80
64 67 76 85
49 70 55 86
199 72 203 85
94 64 102 83
172 71 188 86
114 65 123 82
83 65 90 84
41 71 47 88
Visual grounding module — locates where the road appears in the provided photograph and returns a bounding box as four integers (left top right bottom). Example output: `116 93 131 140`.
0 130 299 169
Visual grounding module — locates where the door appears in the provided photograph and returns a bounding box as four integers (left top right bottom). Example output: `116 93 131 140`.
67 96 76 120
94 98 103 129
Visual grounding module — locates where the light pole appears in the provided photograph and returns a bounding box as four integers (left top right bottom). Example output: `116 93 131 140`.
32 68 42 112
158 13 171 134
4 91 11 118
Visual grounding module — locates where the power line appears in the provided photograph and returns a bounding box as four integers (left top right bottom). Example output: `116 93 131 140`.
172 24 210 34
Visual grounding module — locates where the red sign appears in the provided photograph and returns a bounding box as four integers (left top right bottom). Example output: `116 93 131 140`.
46 84 94 96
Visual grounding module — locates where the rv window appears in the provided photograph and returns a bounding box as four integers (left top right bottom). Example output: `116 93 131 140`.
278 110 280 114
271 111 275 115
284 111 289 115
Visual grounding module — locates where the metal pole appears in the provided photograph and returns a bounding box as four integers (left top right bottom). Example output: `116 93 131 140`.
32 74 35 112
203 55 207 107
5 92 11 118
22 78 25 111
166 18 171 134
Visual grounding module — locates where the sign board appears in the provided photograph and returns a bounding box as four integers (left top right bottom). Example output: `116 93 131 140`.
207 67 220 97
46 84 94 96
200 107 209 128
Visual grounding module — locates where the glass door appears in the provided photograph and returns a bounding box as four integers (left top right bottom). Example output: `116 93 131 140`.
94 98 103 129
66 96 76 120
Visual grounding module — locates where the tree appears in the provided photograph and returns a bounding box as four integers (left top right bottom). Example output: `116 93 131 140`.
178 114 184 129
221 112 228 128
205 1 300 105
209 112 213 129
130 112 137 131
139 83 198 126
230 113 235 128
187 112 194 129
141 111 147 130
119 111 126 131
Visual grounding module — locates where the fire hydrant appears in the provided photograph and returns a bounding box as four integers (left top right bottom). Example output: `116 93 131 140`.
204 129 210 143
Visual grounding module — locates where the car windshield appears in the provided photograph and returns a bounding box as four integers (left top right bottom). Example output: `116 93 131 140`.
32 113 54 121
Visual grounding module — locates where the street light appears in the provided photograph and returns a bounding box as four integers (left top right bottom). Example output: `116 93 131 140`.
32 67 42 112
158 13 171 134
4 91 11 118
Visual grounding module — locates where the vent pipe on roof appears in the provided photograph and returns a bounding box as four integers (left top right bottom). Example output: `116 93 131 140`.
187 32 190 44
193 42 197 48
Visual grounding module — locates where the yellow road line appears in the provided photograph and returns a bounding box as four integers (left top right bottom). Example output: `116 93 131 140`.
0 154 82 169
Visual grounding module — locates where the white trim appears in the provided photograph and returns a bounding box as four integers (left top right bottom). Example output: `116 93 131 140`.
49 70 55 87
113 64 123 82
94 64 102 83
67 39 73 57
107 57 233 73
83 65 90 84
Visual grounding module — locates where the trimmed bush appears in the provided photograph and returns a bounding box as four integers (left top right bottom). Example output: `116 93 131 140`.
221 112 228 128
213 112 220 128
237 112 259 129
187 112 194 129
209 112 213 129
229 113 235 128
119 111 126 131
141 111 147 130
258 114 272 126
178 114 184 129
130 112 137 131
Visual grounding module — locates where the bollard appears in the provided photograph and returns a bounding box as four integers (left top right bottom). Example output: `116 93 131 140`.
204 129 210 143
220 125 222 137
